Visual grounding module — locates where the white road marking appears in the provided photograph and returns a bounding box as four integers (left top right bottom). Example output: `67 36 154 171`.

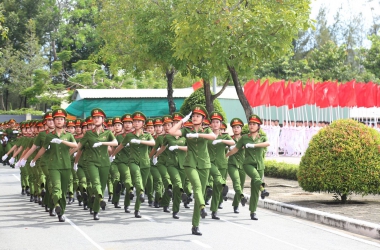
12 174 20 181
191 240 212 249
143 216 156 222
66 217 104 250
220 218 307 250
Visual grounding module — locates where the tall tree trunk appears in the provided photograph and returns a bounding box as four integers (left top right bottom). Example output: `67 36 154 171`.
203 79 215 114
4 89 8 110
166 68 176 114
227 65 252 120
24 96 27 108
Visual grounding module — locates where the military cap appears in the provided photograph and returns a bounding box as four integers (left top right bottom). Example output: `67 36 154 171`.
36 120 44 127
91 108 106 118
25 121 30 128
221 121 227 130
75 119 82 126
85 116 93 124
191 105 208 118
66 119 75 127
145 118 154 127
106 118 113 126
172 112 184 121
203 117 210 125
113 116 122 125
8 119 16 124
184 119 193 128
122 113 133 122
81 120 87 128
230 118 244 127
153 117 163 126
210 111 224 121
52 108 67 118
248 114 262 125
163 115 173 124
43 111 53 120
132 111 147 121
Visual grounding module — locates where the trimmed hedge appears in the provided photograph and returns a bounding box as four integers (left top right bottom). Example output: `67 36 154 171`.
0 108 44 115
264 160 298 180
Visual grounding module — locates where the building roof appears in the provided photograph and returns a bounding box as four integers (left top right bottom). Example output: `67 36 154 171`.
72 87 239 101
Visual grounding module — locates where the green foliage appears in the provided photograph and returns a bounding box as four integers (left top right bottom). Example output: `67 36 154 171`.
298 119 380 203
0 108 43 115
364 35 380 79
179 88 227 120
264 160 298 180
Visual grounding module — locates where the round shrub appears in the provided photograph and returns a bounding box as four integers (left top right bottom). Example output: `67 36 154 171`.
179 88 227 120
298 119 380 203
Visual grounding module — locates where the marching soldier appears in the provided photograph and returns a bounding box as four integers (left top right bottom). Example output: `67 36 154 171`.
226 114 270 220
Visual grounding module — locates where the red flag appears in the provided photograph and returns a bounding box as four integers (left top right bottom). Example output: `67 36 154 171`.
304 80 315 105
315 81 330 108
355 83 366 107
377 85 380 108
364 81 377 107
269 80 285 107
327 81 339 107
283 81 294 108
192 79 203 91
292 80 305 108
254 79 270 106
244 79 259 107
338 80 356 107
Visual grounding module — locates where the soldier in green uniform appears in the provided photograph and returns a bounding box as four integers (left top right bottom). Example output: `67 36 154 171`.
75 108 117 220
31 109 78 222
155 114 188 219
66 120 78 205
150 117 173 213
226 114 270 220
113 111 155 218
72 119 85 206
106 118 114 202
207 112 234 220
108 116 122 208
169 105 216 236
110 113 134 212
227 118 247 213
20 112 56 215
144 118 162 208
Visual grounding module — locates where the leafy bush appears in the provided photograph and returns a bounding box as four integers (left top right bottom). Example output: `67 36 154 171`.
298 119 380 203
179 88 227 120
264 160 298 180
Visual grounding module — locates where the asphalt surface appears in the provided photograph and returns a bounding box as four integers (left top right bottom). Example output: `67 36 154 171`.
1 165 380 250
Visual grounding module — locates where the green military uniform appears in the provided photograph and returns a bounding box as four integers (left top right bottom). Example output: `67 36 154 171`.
163 131 187 216
227 118 246 212
153 128 172 210
179 105 212 233
120 111 153 216
235 115 268 217
79 127 115 214
106 118 114 201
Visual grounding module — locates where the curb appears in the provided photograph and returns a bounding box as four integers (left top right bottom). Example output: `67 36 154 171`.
226 190 380 240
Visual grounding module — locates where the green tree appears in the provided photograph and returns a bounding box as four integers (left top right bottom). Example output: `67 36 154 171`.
172 0 312 119
98 0 188 114
364 35 380 79
0 3 8 41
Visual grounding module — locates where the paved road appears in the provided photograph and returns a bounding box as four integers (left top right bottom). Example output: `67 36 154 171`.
1 166 379 250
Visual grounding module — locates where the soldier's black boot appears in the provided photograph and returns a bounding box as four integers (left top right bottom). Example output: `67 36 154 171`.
129 192 134 201
261 189 269 199
233 206 239 213
134 210 141 218
250 213 258 220
166 187 173 198
191 226 202 236
241 196 248 206
114 202 121 208
154 201 160 208
211 211 220 220
163 206 171 213
55 205 62 216
49 208 56 216
100 200 107 211
200 207 207 219
139 193 145 203
184 202 190 208
94 212 99 220
90 208 94 215
21 189 25 195
108 195 112 202
148 201 153 207
58 215 65 222
124 206 130 213
45 205 49 212
218 202 223 209
173 212 179 219
222 185 229 201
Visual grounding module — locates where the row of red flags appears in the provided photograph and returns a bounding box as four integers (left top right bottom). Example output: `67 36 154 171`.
244 79 379 108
